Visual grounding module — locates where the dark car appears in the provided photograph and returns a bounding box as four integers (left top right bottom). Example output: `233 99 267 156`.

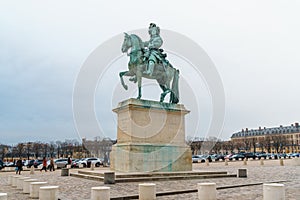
243 152 257 159
26 160 35 168
33 159 43 168
256 153 267 160
229 154 245 161
215 154 225 161
0 160 3 170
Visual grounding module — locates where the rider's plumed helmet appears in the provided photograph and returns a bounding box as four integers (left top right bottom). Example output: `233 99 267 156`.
149 23 160 34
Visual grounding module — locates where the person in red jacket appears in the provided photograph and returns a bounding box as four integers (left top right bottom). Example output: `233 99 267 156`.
40 157 47 172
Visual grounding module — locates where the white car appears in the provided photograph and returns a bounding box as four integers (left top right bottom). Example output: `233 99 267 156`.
78 158 102 167
54 158 69 169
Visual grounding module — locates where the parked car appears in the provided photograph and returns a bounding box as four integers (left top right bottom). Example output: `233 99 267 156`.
33 159 43 168
224 154 234 160
26 159 35 168
242 152 257 159
255 153 267 160
229 154 245 161
4 161 14 167
192 155 202 163
291 153 300 157
214 154 225 161
204 155 213 162
55 158 68 169
79 158 102 167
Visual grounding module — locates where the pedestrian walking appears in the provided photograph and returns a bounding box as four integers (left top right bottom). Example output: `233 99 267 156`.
16 158 22 175
40 157 47 172
67 156 72 165
49 157 55 171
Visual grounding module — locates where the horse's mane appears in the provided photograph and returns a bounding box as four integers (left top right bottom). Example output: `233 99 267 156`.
130 34 144 49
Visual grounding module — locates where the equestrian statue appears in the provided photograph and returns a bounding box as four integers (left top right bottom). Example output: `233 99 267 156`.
119 23 180 104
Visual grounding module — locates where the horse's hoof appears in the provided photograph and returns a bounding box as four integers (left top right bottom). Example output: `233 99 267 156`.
124 85 128 90
137 96 141 100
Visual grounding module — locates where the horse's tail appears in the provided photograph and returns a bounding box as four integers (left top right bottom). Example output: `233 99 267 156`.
170 69 179 104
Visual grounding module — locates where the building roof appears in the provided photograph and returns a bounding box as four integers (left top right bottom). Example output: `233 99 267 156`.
231 123 300 138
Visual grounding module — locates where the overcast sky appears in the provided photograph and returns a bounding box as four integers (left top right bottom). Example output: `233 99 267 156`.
1 1 300 145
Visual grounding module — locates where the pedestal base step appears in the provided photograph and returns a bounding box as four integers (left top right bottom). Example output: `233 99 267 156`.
70 170 236 183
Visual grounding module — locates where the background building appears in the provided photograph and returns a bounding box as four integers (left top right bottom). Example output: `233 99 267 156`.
231 123 300 153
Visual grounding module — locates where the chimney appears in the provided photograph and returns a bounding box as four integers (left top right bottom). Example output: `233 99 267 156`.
296 122 299 128
242 129 244 132
264 127 266 129
246 128 248 132
259 126 261 130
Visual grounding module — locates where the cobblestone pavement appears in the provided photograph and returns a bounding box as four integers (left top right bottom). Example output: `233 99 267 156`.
0 158 299 200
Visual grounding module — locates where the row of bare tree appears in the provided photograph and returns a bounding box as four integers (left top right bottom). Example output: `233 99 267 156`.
0 139 89 161
187 134 297 155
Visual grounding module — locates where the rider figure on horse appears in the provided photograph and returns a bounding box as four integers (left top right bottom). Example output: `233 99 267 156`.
143 23 168 76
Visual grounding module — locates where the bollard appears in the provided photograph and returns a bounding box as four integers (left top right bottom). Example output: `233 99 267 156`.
280 158 284 166
30 182 47 198
39 186 59 200
197 182 216 200
12 176 21 187
238 169 247 178
104 172 115 184
205 159 209 166
17 177 30 190
23 179 38 194
66 164 71 169
260 159 264 166
225 159 228 166
61 168 69 176
243 158 247 165
30 166 35 174
139 183 156 200
263 183 285 200
0 193 7 200
91 163 95 170
91 186 110 200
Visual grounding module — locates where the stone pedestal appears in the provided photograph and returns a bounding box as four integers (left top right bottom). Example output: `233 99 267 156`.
110 99 192 172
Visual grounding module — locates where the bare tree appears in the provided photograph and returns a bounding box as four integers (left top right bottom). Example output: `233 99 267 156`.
251 137 258 153
16 143 24 158
0 144 9 160
272 135 287 153
25 142 32 160
32 142 42 158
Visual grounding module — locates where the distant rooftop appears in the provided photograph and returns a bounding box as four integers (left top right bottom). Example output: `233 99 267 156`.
231 122 300 138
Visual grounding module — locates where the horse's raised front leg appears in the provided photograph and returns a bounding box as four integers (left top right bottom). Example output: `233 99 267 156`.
119 71 128 90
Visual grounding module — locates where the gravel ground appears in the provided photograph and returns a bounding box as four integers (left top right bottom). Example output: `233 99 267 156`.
0 158 299 200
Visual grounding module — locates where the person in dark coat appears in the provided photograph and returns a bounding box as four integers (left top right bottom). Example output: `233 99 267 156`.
16 158 22 175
